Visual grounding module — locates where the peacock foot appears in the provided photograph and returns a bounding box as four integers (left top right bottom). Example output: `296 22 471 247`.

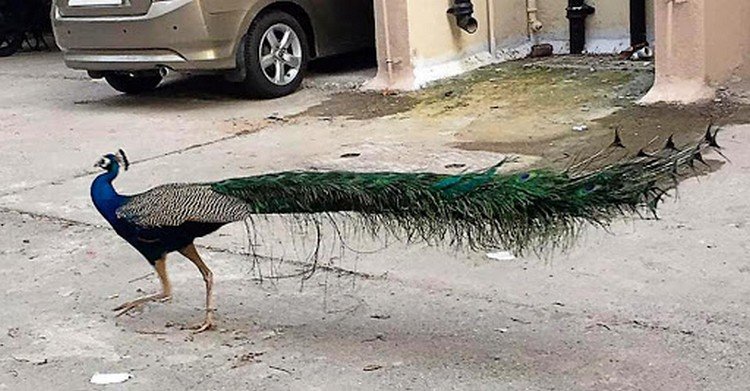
189 311 215 334
113 293 172 317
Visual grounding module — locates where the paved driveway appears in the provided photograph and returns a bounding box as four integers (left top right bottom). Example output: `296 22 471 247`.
1 52 749 390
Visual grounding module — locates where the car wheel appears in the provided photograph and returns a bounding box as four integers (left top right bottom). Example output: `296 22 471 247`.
241 11 308 98
104 72 163 94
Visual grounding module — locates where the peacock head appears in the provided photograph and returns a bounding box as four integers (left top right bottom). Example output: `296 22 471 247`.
95 149 130 173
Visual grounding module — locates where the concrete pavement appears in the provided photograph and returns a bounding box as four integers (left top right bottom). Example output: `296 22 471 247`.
1 52 749 390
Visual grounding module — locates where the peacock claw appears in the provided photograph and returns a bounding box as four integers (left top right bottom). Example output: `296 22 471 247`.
113 294 171 317
189 309 215 334
190 322 214 334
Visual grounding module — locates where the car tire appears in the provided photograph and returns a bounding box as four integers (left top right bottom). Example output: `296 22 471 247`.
104 72 163 94
241 11 309 99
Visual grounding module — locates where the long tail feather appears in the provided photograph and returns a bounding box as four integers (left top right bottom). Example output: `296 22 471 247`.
210 133 720 254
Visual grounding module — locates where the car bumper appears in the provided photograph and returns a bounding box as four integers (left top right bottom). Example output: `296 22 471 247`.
53 0 245 72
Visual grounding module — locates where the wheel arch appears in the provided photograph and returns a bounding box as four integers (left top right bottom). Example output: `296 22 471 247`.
238 1 317 59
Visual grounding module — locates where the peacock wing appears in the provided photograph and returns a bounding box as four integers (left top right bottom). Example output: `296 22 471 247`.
116 183 252 228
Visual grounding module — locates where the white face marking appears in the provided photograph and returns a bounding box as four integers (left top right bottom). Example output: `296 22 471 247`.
97 157 111 169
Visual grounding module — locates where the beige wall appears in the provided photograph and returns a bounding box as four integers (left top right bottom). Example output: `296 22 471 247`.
492 0 527 46
370 0 414 90
369 0 651 90
403 0 626 62
703 0 750 83
532 0 654 52
407 0 490 62
369 0 750 103
642 0 750 103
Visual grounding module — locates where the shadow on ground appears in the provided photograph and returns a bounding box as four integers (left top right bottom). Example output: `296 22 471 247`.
72 48 378 108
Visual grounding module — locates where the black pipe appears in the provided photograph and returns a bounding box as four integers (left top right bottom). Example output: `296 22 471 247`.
448 0 478 34
566 0 595 54
629 0 647 46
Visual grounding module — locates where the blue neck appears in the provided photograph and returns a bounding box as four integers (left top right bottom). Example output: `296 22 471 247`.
91 165 127 222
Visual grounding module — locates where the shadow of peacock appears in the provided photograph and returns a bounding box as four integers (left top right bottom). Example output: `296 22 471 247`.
90 127 721 333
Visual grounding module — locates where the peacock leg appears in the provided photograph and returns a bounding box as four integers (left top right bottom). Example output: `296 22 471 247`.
114 257 172 317
178 244 214 333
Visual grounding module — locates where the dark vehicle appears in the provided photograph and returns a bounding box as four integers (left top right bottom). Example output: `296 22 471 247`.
0 0 51 57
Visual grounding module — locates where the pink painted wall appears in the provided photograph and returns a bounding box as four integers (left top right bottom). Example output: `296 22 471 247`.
369 0 415 90
643 0 750 103
703 0 750 83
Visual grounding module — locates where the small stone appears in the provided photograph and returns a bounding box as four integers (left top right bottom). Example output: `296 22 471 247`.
572 125 589 132
266 113 287 122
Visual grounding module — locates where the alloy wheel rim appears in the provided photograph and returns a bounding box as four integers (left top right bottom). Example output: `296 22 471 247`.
259 23 303 86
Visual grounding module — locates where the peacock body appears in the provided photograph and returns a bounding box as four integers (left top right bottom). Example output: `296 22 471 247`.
91 163 225 263
90 130 720 332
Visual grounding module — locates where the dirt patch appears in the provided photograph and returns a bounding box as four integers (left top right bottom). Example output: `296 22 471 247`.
300 55 651 123
301 91 419 120
456 99 750 169
300 55 748 169
413 63 650 145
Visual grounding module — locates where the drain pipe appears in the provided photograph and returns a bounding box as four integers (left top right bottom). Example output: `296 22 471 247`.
526 0 543 42
487 0 496 58
380 0 394 86
629 0 647 47
448 0 478 34
566 0 595 54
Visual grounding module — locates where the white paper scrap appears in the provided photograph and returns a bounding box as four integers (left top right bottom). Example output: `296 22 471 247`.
486 251 516 261
90 373 132 385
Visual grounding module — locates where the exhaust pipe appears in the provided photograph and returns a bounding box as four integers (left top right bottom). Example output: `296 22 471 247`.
158 66 169 78
87 70 105 79
448 0 478 34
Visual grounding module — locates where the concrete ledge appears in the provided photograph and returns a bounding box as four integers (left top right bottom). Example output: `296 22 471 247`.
366 37 635 92
640 78 715 104
412 49 494 89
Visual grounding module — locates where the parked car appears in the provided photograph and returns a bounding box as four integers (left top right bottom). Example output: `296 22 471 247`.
51 0 374 98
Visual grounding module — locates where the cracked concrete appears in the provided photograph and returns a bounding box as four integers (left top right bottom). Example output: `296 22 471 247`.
1 52 750 390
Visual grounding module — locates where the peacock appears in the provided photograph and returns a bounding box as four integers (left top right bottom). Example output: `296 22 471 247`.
90 128 720 333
